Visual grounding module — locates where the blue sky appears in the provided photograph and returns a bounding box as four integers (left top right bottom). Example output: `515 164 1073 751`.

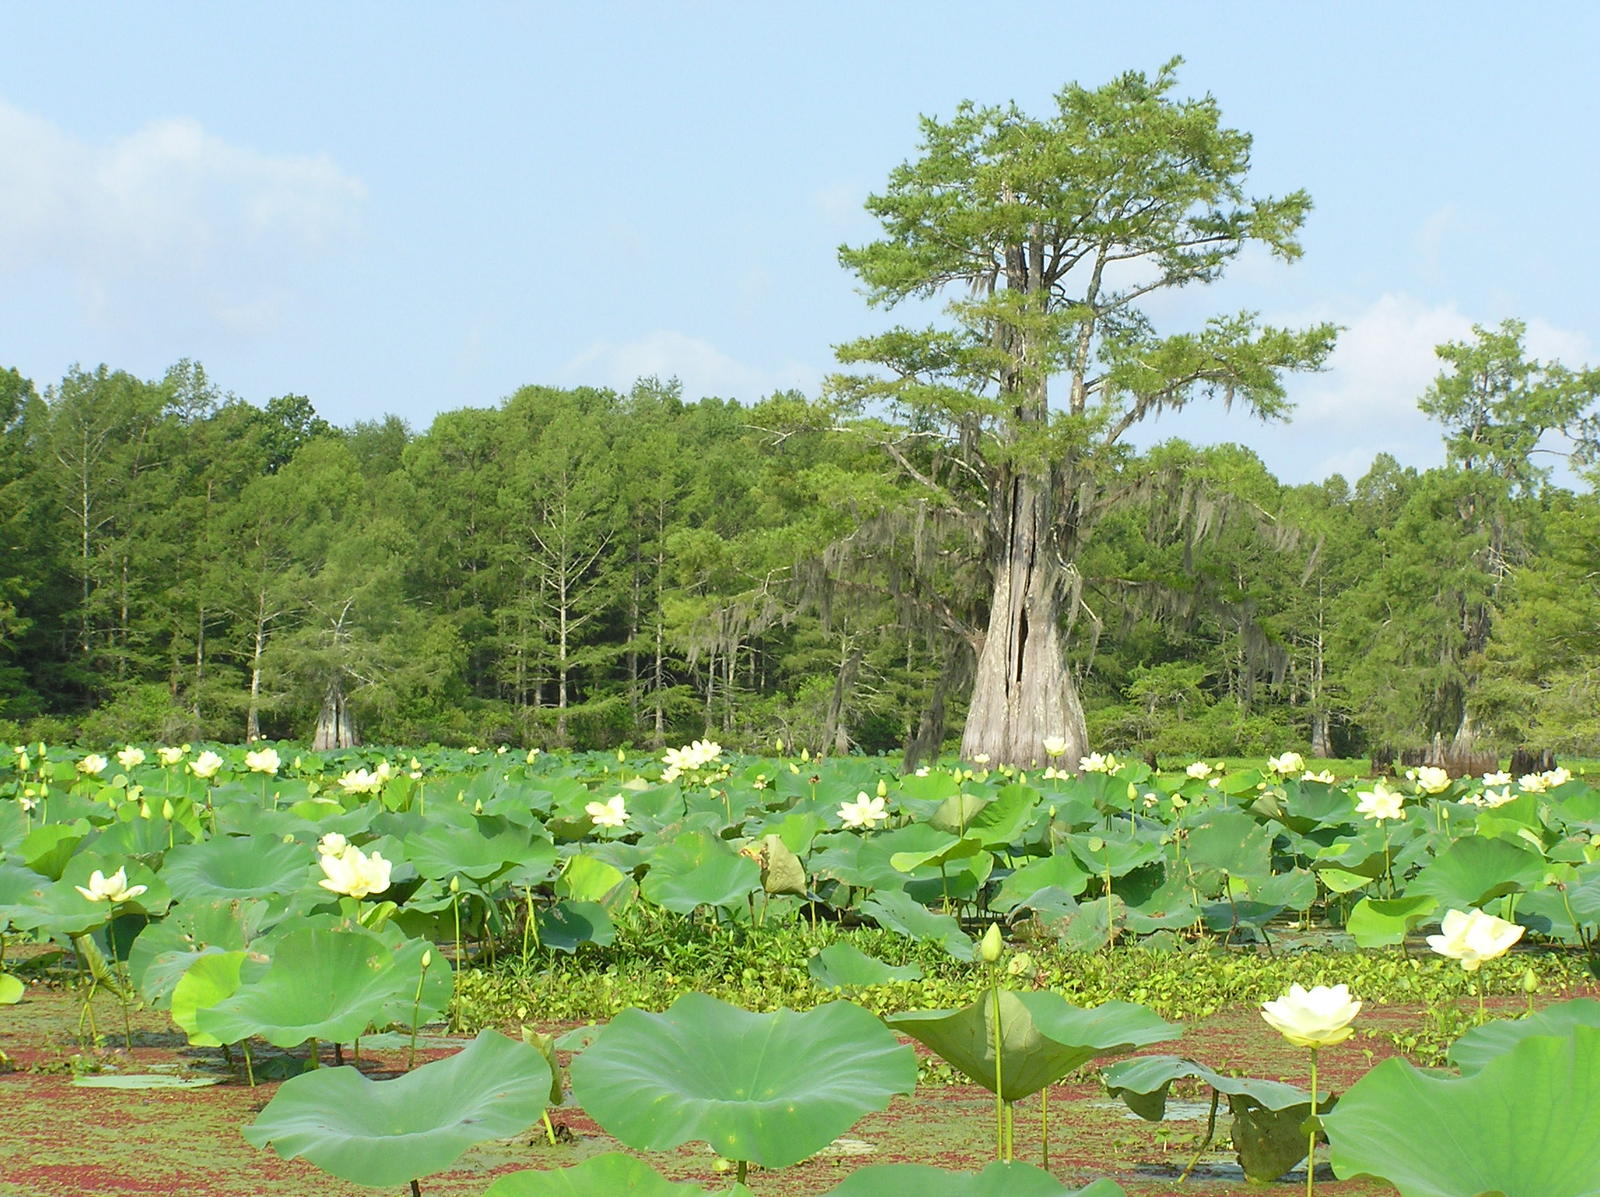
4 2 1597 484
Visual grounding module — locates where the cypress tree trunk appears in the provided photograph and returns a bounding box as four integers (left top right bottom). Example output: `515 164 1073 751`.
959 470 1086 768
311 677 358 749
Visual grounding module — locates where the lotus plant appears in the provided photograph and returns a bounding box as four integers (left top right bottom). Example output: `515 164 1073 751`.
1428 907 1525 1020
1260 983 1360 1197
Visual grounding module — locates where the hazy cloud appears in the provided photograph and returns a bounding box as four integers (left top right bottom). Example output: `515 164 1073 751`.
559 330 817 401
0 97 364 331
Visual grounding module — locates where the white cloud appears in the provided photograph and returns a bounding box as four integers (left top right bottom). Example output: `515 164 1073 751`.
1294 293 1472 423
0 97 364 331
558 330 817 401
810 182 865 224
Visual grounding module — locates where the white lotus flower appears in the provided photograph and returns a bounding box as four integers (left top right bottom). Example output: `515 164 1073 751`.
1260 983 1361 1048
189 750 224 779
244 746 281 774
838 792 889 829
338 767 385 794
115 746 146 771
1079 752 1116 773
1355 782 1405 822
75 866 147 904
77 754 108 776
1185 761 1213 779
584 794 628 828
317 845 393 899
1482 770 1512 786
1426 907 1524 971
1267 752 1305 776
317 832 349 857
1042 736 1068 758
1543 767 1573 788
157 745 185 766
1413 766 1451 794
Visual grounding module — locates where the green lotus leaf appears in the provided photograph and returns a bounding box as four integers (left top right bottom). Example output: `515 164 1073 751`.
1228 1093 1325 1182
160 835 314 902
1066 828 1165 878
1345 895 1437 948
403 818 556 883
1185 811 1273 879
1405 835 1545 910
640 829 760 914
536 899 615 952
888 990 1178 1103
964 785 1044 849
1325 1024 1600 1197
484 1153 753 1197
0 972 22 1004
807 942 923 990
72 1073 224 1089
860 888 976 961
753 833 808 896
992 854 1091 911
555 853 634 908
929 792 990 836
243 1028 552 1187
170 950 253 1046
127 897 271 1007
20 822 88 880
1102 1054 1310 1122
819 1161 1126 1196
196 926 450 1048
1448 998 1600 1073
889 833 984 873
569 993 916 1168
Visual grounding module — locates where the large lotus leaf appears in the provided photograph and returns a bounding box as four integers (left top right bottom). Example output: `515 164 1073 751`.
807 942 923 990
555 853 633 907
170 949 253 1046
888 990 1177 1103
1065 829 1165 878
1405 835 1545 910
1448 998 1600 1073
1051 894 1129 951
20 822 89 880
197 926 451 1048
128 897 272 1007
992 853 1091 911
860 888 976 961
1228 1093 1323 1182
161 835 315 902
1345 895 1437 947
403 819 556 883
570 993 916 1168
820 1161 1126 1196
752 832 808 896
536 899 615 953
640 829 760 914
1276 780 1360 833
888 831 984 874
1184 811 1273 879
484 1154 754 1197
243 1028 551 1187
964 785 1044 848
928 792 991 836
1102 1054 1310 1121
1325 1024 1600 1197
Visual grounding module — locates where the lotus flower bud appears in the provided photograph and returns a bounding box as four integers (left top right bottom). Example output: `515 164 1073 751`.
979 922 1003 963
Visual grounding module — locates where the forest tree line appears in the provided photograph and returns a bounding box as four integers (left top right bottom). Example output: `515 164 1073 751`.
2 317 1597 760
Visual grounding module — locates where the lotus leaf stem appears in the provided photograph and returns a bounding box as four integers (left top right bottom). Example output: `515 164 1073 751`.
1306 1048 1318 1197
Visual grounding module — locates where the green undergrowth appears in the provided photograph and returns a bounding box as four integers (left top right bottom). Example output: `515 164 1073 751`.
451 910 1592 1065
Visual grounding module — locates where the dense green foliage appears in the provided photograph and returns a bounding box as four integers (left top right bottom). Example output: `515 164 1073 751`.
3 320 1597 758
12 318 1600 758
